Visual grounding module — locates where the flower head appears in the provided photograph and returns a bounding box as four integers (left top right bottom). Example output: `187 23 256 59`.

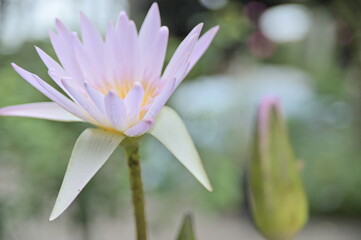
1 3 218 220
8 3 218 137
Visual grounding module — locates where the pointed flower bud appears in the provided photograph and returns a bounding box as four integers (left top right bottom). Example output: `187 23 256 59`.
248 97 308 240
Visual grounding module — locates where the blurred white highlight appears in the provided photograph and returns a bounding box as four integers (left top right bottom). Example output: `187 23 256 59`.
260 4 311 43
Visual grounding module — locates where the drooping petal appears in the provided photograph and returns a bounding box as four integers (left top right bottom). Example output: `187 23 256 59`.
49 128 125 221
124 82 144 123
0 102 82 122
187 25 219 74
11 64 89 121
124 118 154 137
104 91 128 131
139 2 161 52
161 24 202 81
148 106 212 191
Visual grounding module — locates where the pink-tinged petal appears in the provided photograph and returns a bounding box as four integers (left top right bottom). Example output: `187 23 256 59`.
174 62 190 87
124 118 154 137
34 46 78 97
12 64 88 121
79 12 106 80
143 26 169 82
187 25 219 74
50 21 84 84
104 23 118 82
72 37 102 89
258 96 281 151
61 79 108 126
104 91 128 131
148 106 212 191
145 78 176 119
35 46 67 78
84 82 106 115
0 102 82 122
115 11 129 31
161 24 202 81
80 12 104 50
113 12 129 83
123 21 141 82
139 2 161 52
124 82 144 123
49 128 125 221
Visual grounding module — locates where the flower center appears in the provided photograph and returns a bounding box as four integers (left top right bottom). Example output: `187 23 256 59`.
98 80 161 118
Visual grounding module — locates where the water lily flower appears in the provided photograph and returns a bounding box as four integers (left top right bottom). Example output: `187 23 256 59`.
248 97 308 240
0 3 218 220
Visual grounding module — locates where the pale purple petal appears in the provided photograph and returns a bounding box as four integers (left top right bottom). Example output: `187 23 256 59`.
35 46 67 78
139 2 161 52
49 128 125 220
50 20 84 84
12 64 88 121
174 62 190 87
187 25 219 74
113 12 129 83
104 91 128 131
143 26 168 82
144 78 176 119
161 24 202 81
84 83 106 115
104 23 118 83
72 37 102 89
0 102 83 122
124 118 154 137
124 21 141 82
79 12 106 80
124 82 144 123
61 79 108 125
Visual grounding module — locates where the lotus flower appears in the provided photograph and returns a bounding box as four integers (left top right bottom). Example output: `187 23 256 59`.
0 3 218 220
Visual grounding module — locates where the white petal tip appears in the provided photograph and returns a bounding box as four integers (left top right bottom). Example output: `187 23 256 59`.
133 82 143 88
79 11 90 22
49 213 57 222
151 2 159 7
49 207 64 221
159 26 169 34
196 23 204 31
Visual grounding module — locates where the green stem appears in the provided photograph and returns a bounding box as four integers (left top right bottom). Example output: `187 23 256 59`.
124 138 147 240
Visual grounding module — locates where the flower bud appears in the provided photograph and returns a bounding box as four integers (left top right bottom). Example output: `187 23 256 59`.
248 97 308 240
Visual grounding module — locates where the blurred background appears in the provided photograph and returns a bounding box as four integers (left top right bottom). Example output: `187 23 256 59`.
0 0 360 239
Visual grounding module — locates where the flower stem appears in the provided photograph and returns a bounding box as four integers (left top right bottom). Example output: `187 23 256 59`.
124 138 147 240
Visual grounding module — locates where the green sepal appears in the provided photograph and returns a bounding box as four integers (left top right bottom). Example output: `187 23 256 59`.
176 214 196 240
